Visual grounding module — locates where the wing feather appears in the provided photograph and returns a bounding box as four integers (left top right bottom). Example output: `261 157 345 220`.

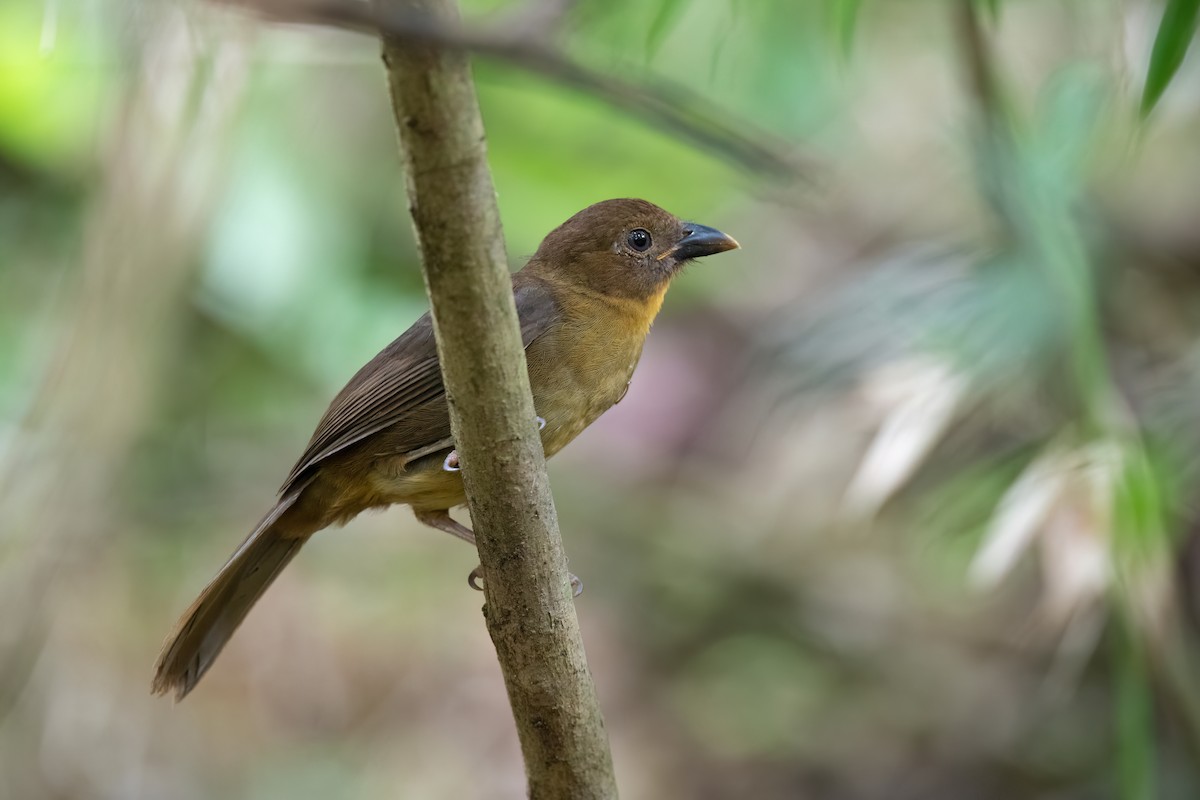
279 276 559 496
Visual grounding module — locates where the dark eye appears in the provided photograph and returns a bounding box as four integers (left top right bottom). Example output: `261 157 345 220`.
627 228 652 252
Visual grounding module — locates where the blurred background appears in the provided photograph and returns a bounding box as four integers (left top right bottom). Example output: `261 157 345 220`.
4 0 1200 797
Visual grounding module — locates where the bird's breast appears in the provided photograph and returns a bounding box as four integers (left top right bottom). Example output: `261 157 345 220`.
526 311 647 459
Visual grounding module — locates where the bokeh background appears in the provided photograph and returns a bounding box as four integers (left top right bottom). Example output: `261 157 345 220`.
5 0 1200 797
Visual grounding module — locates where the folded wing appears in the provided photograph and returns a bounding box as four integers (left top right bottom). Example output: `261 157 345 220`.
278 275 561 497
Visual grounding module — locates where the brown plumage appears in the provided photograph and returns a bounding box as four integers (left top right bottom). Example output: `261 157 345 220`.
151 198 738 700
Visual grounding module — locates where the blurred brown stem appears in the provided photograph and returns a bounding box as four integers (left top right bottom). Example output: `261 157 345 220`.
375 0 617 796
953 0 1002 125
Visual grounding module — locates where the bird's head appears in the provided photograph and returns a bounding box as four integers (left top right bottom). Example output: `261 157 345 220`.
526 198 739 301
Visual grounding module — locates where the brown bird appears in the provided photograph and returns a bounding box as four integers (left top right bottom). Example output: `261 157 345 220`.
151 198 738 700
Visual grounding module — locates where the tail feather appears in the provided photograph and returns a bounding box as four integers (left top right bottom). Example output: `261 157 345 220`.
152 496 311 701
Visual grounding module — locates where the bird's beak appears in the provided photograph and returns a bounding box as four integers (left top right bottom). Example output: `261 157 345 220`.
663 223 740 261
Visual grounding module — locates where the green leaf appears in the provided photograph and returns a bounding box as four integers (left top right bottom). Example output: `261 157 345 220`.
645 0 689 60
831 0 865 56
1141 0 1200 116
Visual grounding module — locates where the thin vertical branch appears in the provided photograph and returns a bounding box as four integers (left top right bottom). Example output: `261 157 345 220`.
374 0 618 796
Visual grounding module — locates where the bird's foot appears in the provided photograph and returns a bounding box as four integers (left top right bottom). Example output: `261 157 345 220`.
468 565 583 597
443 418 543 474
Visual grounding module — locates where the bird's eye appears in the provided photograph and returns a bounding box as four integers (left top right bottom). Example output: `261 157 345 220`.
627 228 652 252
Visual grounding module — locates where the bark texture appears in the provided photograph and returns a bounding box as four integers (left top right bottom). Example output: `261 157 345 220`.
376 1 618 797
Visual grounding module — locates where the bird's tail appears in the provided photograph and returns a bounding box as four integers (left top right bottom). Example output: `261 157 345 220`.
151 495 314 701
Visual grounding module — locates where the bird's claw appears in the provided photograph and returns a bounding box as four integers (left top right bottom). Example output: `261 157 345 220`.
467 565 583 597
446 417 542 474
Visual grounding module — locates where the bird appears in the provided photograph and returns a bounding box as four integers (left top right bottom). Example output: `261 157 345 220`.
151 198 739 700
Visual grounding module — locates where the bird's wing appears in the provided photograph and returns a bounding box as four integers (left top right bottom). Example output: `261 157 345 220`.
278 275 560 497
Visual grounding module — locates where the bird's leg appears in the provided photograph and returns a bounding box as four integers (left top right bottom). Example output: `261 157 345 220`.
411 507 582 597
411 508 486 590
413 508 475 544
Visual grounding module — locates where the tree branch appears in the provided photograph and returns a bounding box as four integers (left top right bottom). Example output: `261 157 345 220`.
374 0 617 796
219 0 814 183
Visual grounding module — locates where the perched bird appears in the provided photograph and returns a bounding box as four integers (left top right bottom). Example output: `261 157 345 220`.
152 198 738 700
